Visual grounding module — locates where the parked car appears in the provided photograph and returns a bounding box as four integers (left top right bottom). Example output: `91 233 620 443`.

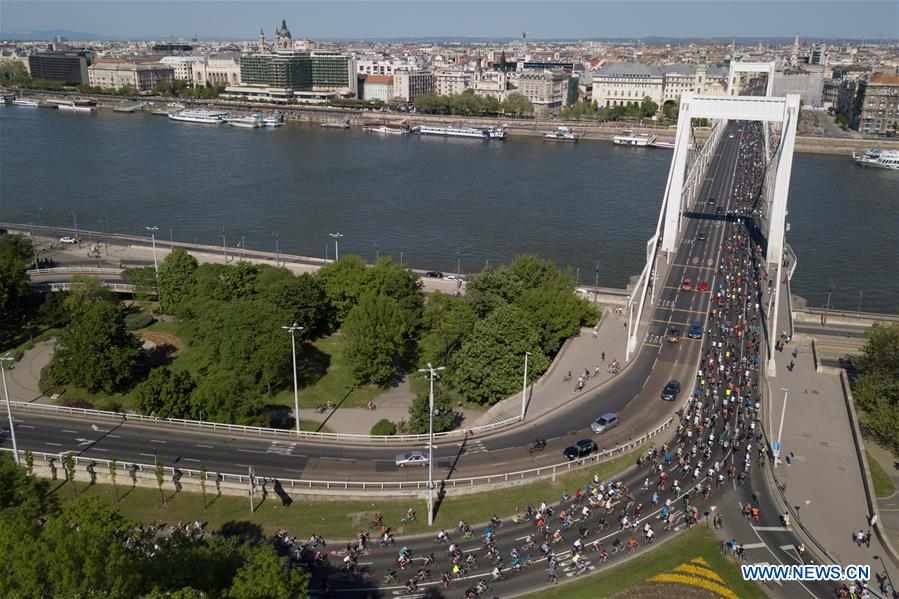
665 327 682 343
591 412 619 434
395 451 429 467
661 379 681 401
445 274 465 281
563 439 598 461
681 278 693 291
696 280 709 291
59 236 77 244
424 271 444 279
688 320 703 339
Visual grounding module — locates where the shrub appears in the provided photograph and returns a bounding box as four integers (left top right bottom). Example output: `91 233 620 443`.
370 419 396 436
124 312 156 331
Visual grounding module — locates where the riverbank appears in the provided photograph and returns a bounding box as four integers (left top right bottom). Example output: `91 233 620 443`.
7 87 898 156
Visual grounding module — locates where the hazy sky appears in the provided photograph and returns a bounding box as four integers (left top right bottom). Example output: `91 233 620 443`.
2 1 897 40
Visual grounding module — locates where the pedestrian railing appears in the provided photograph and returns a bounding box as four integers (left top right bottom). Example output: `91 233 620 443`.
27 267 124 276
29 282 136 294
0 416 673 492
5 400 523 445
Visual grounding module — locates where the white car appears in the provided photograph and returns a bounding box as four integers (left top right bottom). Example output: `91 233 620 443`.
575 287 590 295
395 451 429 467
59 236 77 244
445 274 465 282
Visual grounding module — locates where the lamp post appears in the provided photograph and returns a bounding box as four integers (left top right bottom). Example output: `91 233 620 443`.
823 281 835 326
773 387 788 466
145 226 159 273
872 555 894 594
594 260 600 305
273 231 280 267
282 323 304 436
374 242 379 263
417 362 445 526
857 290 863 316
329 232 343 261
521 351 531 418
1 355 20 466
456 247 462 278
220 227 228 263
71 211 79 243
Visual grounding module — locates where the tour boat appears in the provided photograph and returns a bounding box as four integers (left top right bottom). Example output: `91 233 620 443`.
226 115 262 128
11 98 39 107
613 130 656 146
363 123 410 135
543 127 580 142
56 100 96 112
169 110 229 124
851 149 899 171
418 124 506 140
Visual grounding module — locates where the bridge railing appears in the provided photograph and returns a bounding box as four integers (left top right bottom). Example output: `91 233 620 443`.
0 416 673 492
5 400 524 445
29 282 136 294
27 267 124 276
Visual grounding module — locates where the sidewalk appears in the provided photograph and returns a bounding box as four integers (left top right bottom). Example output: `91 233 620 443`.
5 339 53 404
470 305 629 427
866 441 899 558
766 272 898 579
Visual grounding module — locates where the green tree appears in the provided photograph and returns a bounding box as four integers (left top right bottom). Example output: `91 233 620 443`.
315 255 369 325
640 95 659 117
108 454 119 503
514 285 596 354
343 292 412 385
407 387 455 434
64 275 115 314
155 459 166 507
419 292 477 363
449 305 549 405
502 92 534 115
465 266 519 318
123 266 159 302
157 249 199 310
192 370 270 427
63 453 77 497
263 272 330 339
367 257 423 328
852 323 899 452
135 367 196 418
37 290 70 328
226 543 309 599
0 451 57 516
0 235 34 312
51 301 140 393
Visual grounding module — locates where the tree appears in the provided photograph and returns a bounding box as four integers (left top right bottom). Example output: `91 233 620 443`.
109 454 119 503
135 367 196 418
199 464 208 511
157 249 199 310
0 235 34 313
315 255 369 325
192 370 270 427
51 301 141 393
155 459 166 507
503 92 534 115
226 543 309 599
407 387 455 434
343 292 413 385
514 285 597 354
0 451 57 516
64 276 114 315
851 323 899 452
449 305 549 405
367 257 423 329
123 267 159 302
263 273 330 339
63 453 77 497
37 291 70 328
640 95 659 117
420 292 477 363
465 266 519 318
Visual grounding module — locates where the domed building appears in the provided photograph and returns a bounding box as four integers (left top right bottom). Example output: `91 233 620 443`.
275 19 292 50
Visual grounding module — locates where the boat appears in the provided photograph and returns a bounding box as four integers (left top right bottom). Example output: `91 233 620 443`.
321 117 350 129
11 98 39 107
256 113 284 127
56 100 97 112
649 140 676 150
612 130 656 146
226 115 261 128
168 109 229 124
543 126 580 142
418 124 506 140
362 123 410 135
852 149 899 170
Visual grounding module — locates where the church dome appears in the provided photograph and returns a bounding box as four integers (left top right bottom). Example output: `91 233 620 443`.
276 19 291 38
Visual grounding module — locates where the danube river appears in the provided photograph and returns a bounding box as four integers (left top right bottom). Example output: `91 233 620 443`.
1 107 896 313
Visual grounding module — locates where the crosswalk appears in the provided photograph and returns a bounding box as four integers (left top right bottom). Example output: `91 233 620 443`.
266 441 296 456
561 558 596 578
458 439 489 455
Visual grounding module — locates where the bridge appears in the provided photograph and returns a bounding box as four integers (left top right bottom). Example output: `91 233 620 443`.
2 63 894 597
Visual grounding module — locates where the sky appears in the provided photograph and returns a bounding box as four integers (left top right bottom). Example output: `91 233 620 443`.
1 1 897 40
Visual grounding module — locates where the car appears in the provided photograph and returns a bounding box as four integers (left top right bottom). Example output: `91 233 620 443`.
696 280 709 291
661 379 681 401
681 278 693 291
665 327 682 343
575 287 590 295
59 236 77 244
591 412 619 434
696 232 707 242
715 206 725 215
563 439 598 461
688 320 703 339
424 271 444 279
395 451 429 467
706 197 716 206
445 274 465 281
728 134 734 138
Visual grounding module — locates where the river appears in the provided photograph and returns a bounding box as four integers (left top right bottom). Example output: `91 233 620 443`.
1 107 896 313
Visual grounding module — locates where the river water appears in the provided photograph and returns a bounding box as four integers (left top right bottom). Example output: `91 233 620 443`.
1 107 896 313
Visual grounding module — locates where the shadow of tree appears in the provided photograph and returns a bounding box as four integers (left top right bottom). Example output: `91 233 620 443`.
296 343 331 388
219 520 264 541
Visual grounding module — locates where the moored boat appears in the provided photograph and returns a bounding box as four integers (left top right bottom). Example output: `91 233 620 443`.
851 149 899 170
613 130 656 146
543 127 580 142
169 109 229 124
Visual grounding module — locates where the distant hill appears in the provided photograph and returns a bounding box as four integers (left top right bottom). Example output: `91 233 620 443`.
0 29 113 41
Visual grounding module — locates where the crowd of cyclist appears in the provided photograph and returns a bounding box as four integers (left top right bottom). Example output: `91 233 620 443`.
274 123 805 598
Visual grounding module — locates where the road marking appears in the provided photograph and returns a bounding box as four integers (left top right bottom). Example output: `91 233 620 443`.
149 439 167 444
107 434 121 439
285 468 305 473
236 449 267 454
19 425 35 429
740 542 767 549
195 444 213 448
751 526 792 532
61 429 78 433
138 453 156 458
184 458 200 463
90 447 108 452
778 544 795 551
673 263 716 272
45 442 62 446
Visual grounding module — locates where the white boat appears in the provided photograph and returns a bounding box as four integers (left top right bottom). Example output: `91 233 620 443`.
169 110 229 124
226 115 261 128
256 113 284 127
56 100 96 112
363 123 410 135
543 127 580 142
649 140 676 150
418 124 506 140
613 130 656 146
852 149 899 170
321 117 350 129
11 99 39 107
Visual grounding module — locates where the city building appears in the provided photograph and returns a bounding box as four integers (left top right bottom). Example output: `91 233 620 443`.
360 74 393 102
771 68 825 107
591 63 665 108
433 68 471 96
517 69 572 108
191 53 241 87
392 69 434 103
853 74 899 135
88 62 174 92
28 50 91 85
158 55 207 83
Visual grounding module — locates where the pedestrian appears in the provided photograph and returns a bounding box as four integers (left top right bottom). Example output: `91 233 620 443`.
864 529 871 548
788 360 794 372
601 351 605 361
592 327 598 339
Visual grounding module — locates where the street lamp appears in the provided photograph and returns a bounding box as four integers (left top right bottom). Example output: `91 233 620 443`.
220 227 228 263
823 281 835 326
374 242 379 263
594 260 600 305
273 231 280 267
1 355 20 466
329 232 343 261
417 362 445 527
145 226 159 273
872 555 894 594
71 210 79 243
456 247 462 278
773 387 788 466
521 351 531 418
282 323 304 436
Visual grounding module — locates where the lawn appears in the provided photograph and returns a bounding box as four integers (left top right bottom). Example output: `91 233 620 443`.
521 526 767 599
50 448 641 541
866 449 897 499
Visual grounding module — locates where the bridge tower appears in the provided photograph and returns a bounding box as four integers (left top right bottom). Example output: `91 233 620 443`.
625 61 799 380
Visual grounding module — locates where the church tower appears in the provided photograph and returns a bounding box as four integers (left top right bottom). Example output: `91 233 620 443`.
258 28 266 52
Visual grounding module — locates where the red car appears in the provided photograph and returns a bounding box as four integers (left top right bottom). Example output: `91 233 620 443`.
696 280 709 291
681 278 693 291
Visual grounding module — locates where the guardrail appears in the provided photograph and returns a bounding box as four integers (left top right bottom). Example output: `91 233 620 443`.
6 400 522 445
1 416 673 492
27 267 124 276
29 282 136 294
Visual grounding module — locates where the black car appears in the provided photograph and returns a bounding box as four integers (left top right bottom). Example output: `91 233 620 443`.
563 439 598 461
715 206 725 215
661 379 681 401
425 271 444 278
706 197 716 205
696 232 707 242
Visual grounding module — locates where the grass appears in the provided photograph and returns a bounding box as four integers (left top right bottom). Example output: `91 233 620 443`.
50 447 642 541
520 526 767 599
866 450 897 499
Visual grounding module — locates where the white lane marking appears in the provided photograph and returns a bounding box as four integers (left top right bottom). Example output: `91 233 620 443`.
19 425 35 429
62 429 78 433
195 444 213 448
184 458 201 463
285 468 305 473
45 442 62 446
107 434 121 439
138 452 156 457
90 447 108 452
752 526 793 532
778 544 795 551
739 542 767 549
149 439 167 444
236 449 266 454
